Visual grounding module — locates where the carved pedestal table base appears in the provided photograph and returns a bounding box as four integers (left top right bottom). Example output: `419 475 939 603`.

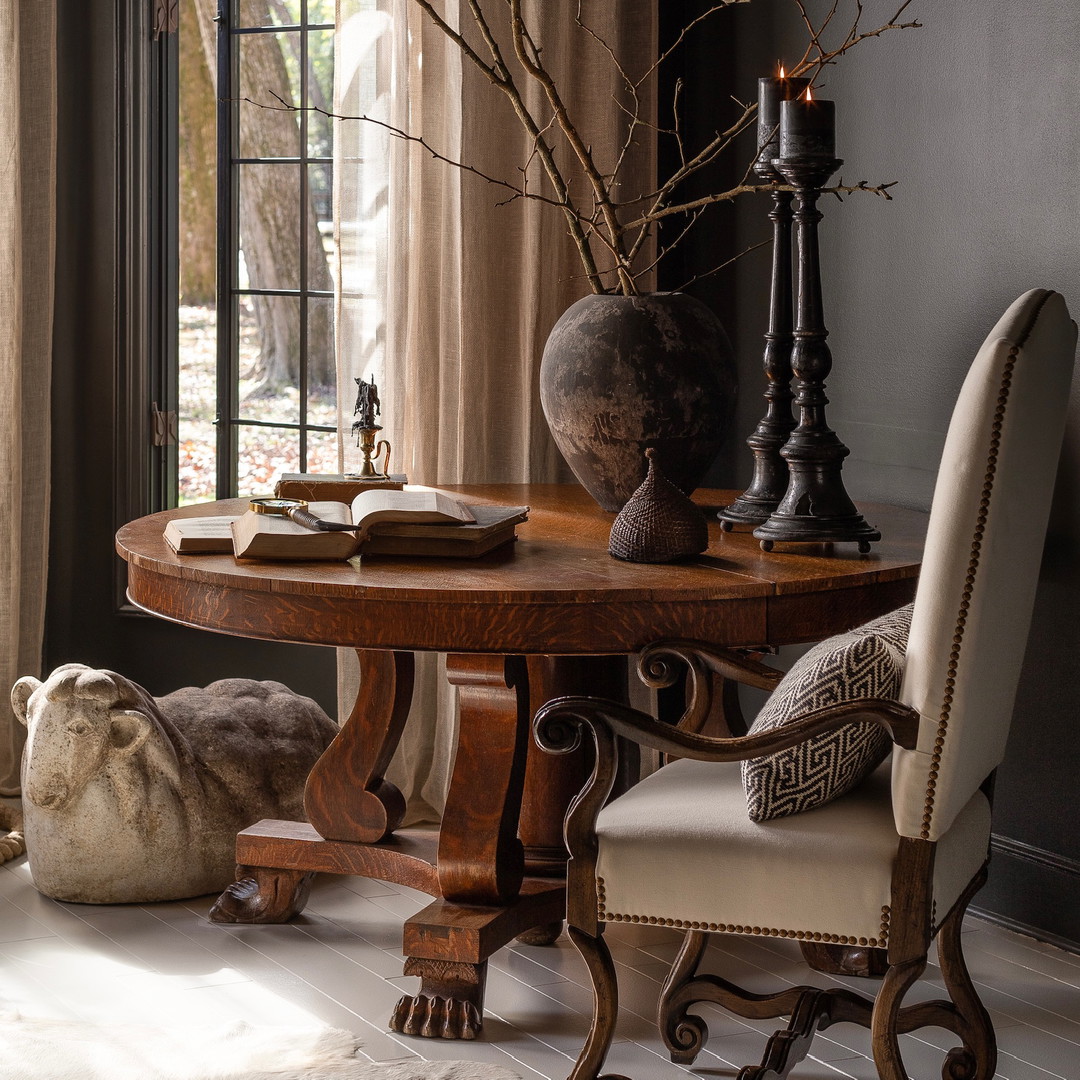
208 649 603 1040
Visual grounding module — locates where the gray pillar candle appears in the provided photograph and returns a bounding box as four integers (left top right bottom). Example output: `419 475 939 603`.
779 89 836 161
757 71 810 167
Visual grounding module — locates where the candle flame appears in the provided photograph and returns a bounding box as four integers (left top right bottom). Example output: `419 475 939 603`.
805 86 813 102
778 63 786 79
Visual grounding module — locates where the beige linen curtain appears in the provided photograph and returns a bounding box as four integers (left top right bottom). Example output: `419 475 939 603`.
0 2 56 795
334 1 655 822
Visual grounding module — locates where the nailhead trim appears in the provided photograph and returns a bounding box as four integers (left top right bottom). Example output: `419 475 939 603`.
596 878 890 947
921 346 1017 840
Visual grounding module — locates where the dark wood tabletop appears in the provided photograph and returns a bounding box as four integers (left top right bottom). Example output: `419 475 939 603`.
116 484 927 655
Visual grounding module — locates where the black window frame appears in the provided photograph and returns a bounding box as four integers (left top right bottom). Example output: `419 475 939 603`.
213 0 337 502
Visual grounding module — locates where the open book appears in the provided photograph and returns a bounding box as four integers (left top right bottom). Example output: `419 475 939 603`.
232 488 477 560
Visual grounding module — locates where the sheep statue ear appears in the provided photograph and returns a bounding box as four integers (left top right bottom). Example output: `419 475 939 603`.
109 710 152 756
10 677 42 727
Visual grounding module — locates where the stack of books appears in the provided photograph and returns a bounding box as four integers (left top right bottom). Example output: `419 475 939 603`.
164 487 528 561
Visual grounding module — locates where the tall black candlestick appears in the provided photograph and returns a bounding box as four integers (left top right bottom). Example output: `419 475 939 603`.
753 153 880 553
718 73 809 529
717 185 798 528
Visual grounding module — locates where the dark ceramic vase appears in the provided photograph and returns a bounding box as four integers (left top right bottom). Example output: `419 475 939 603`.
539 291 737 511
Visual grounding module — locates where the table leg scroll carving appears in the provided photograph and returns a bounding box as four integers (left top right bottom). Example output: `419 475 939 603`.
437 654 529 906
304 649 414 844
208 866 314 924
390 958 487 1040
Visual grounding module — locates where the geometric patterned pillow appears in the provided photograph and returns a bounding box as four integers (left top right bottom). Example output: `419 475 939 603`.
742 604 914 822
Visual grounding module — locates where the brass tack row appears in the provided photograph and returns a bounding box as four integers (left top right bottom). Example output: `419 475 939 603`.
921 348 1017 840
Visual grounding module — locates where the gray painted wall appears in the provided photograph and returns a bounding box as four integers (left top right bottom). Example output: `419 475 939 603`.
681 3 1080 945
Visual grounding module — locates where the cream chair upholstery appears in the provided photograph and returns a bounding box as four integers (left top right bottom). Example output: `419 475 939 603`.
893 290 1075 841
535 289 1076 1080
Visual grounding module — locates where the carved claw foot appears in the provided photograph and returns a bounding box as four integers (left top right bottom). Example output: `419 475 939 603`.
390 993 481 1040
208 867 314 923
391 957 486 1039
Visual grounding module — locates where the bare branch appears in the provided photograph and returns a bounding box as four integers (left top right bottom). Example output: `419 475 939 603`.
248 92 574 209
623 178 899 230
508 0 636 292
413 0 609 292
672 237 773 293
639 3 749 88
571 2 649 188
358 0 924 294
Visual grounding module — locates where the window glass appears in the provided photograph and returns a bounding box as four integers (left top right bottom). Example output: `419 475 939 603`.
176 2 339 504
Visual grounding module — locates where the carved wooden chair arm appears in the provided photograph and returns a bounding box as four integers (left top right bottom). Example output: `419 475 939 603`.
534 693 920 910
534 693 920 767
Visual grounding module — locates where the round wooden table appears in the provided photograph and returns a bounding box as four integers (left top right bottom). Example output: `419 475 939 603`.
116 484 926 1038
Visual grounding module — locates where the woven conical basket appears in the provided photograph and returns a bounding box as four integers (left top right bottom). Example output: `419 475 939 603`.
608 449 709 563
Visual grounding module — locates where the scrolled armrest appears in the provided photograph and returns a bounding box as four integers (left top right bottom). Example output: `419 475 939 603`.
535 694 920 765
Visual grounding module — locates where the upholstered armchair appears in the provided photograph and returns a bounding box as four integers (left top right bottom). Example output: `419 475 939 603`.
535 289 1076 1080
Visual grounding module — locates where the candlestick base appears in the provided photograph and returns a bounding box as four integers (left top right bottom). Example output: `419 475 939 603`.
716 450 791 528
754 512 881 554
753 440 880 553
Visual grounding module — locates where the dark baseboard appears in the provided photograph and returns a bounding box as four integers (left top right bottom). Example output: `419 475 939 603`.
971 834 1080 954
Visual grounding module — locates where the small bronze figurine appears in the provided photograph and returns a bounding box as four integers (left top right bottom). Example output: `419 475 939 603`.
348 377 391 480
352 376 382 435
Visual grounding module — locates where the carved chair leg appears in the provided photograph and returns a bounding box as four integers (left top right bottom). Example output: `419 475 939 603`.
871 957 926 1080
659 930 710 1064
936 876 997 1080
567 926 630 1080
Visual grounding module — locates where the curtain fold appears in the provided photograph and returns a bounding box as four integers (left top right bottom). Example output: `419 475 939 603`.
334 1 656 822
0 2 57 795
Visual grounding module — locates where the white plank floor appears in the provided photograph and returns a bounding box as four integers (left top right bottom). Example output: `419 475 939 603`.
1 848 1078 1079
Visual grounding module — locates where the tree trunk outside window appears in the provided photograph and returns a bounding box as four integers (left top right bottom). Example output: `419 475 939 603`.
190 0 334 389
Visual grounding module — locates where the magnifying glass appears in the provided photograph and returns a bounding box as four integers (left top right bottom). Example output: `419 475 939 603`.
248 498 358 532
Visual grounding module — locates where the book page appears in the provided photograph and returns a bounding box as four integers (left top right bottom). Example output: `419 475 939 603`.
167 516 239 538
349 487 476 530
231 501 358 560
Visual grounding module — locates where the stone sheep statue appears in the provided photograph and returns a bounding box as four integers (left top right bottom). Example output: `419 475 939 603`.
10 664 338 904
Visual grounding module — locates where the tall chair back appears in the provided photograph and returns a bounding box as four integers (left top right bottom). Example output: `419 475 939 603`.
893 289 1076 841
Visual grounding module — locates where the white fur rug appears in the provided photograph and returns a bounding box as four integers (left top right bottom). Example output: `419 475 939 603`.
0 1014 522 1080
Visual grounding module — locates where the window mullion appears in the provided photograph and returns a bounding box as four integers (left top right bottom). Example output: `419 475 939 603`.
298 2 310 475
216 0 240 500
